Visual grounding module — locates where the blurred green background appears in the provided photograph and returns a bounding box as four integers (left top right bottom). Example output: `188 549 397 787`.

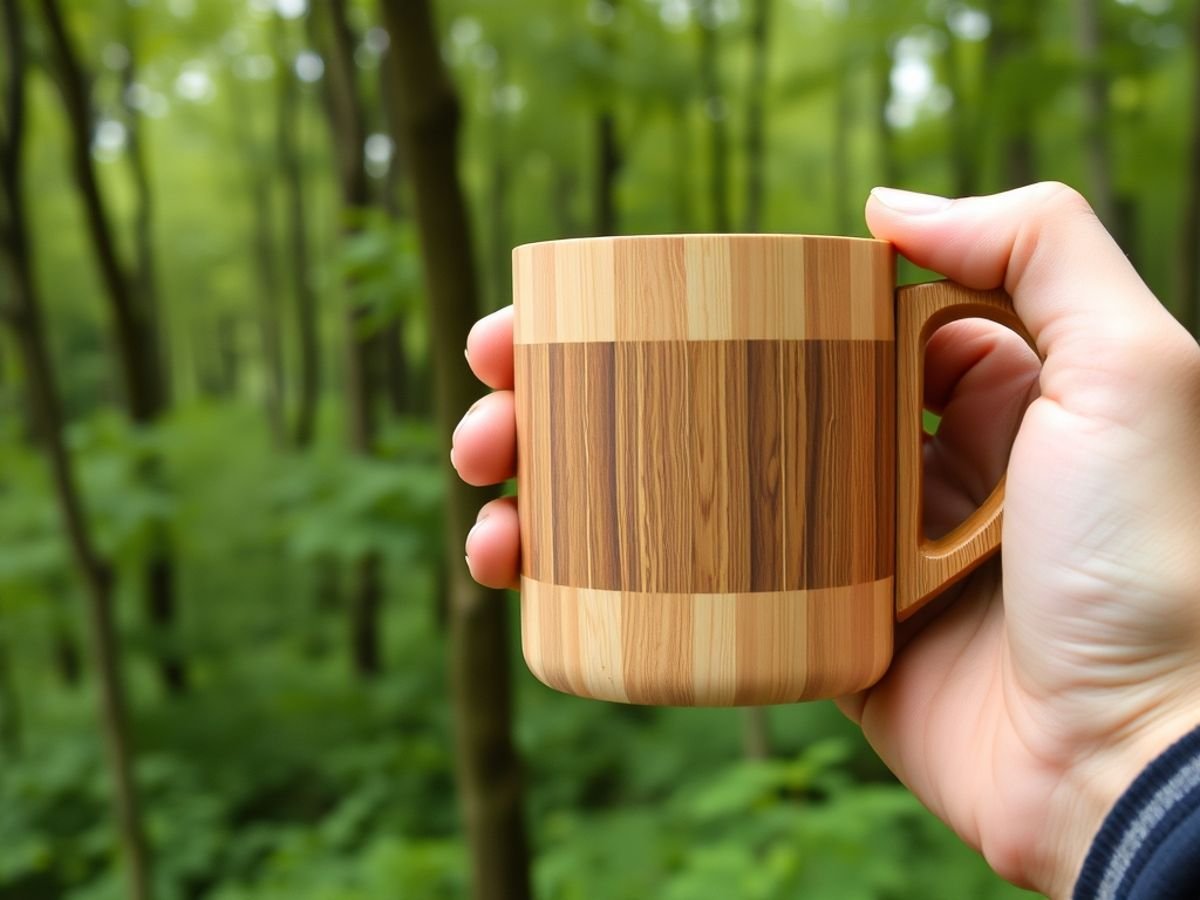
0 0 1193 897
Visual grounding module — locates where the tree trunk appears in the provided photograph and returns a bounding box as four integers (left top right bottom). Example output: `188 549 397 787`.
1114 191 1139 272
228 71 287 445
43 0 185 697
40 0 164 423
943 22 976 197
0 624 20 757
986 0 1038 189
252 183 287 443
344 307 385 678
550 163 581 237
315 0 386 678
275 12 321 448
118 9 165 391
376 46 421 419
593 0 621 236
832 49 854 235
247 153 286 442
1 4 152 895
487 57 513 310
1181 4 1200 335
741 708 771 760
594 111 621 235
671 107 695 231
873 39 898 188
381 319 411 417
215 314 240 395
1073 0 1116 228
53 619 83 687
382 2 533 898
696 0 731 232
742 0 770 232
349 552 383 676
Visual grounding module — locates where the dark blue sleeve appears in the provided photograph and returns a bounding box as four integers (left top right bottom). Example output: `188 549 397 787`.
1073 724 1200 900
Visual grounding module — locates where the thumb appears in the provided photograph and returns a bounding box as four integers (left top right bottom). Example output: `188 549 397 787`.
867 182 1193 415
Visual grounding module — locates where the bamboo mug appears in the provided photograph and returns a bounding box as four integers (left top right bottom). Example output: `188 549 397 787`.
512 235 1032 706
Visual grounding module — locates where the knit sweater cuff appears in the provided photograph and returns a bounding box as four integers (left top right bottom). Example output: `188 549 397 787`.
1073 723 1200 900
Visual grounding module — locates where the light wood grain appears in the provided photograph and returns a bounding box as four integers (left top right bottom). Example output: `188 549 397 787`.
513 235 894 344
895 280 1037 618
521 576 893 705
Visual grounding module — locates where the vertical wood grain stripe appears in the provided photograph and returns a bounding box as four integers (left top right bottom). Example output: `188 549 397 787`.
622 591 694 704
548 343 583 585
512 235 894 344
641 341 692 592
518 340 894 594
583 344 619 585
614 342 642 593
517 344 554 586
747 341 783 592
780 341 808 589
689 342 728 593
724 342 752 589
521 576 893 705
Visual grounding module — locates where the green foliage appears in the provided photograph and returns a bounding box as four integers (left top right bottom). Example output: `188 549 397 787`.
332 211 424 327
274 451 442 565
535 739 1031 900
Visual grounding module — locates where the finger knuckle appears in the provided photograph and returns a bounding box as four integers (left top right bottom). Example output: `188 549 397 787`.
1036 181 1096 220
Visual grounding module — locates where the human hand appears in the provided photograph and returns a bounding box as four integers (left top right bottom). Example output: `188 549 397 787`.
842 183 1200 897
451 183 1200 898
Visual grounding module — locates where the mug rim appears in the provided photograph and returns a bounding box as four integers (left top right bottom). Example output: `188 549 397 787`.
513 233 891 252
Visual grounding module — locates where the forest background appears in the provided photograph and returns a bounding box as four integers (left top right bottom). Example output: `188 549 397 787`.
0 0 1193 897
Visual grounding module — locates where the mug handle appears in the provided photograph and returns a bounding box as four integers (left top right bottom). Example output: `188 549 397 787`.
895 280 1040 620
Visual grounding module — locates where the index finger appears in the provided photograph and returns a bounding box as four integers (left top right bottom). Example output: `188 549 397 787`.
466 306 514 390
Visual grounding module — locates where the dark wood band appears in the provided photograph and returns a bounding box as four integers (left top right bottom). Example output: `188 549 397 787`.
516 339 895 594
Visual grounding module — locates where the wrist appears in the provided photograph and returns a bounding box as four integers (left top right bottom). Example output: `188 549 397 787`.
1036 706 1200 899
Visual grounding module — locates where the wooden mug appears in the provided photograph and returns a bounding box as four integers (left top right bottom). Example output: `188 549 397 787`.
512 235 1031 706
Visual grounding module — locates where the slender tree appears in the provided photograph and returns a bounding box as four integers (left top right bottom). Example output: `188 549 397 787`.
742 0 771 232
226 66 286 446
831 38 855 235
382 1 532 897
696 0 731 232
311 0 385 677
274 12 321 448
0 622 19 757
872 22 898 188
377 44 420 418
550 163 582 236
41 0 186 696
53 614 83 686
1180 2 1200 336
122 6 187 695
985 0 1038 189
942 12 977 197
1074 0 1116 228
0 2 152 895
487 54 514 309
117 8 161 359
593 0 621 236
670 106 695 230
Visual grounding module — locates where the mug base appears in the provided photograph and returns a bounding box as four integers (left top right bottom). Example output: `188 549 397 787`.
520 576 893 706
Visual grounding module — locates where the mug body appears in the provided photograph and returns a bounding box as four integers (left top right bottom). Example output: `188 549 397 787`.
513 235 896 705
